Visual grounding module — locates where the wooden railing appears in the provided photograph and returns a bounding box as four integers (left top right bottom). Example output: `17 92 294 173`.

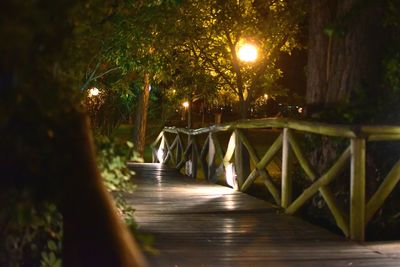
151 118 400 242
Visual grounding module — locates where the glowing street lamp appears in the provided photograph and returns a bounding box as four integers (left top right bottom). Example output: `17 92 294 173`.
182 100 192 128
237 43 258 62
88 87 100 97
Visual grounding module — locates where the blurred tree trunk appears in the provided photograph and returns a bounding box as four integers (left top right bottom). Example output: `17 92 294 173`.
0 1 149 265
306 0 385 113
62 114 148 267
133 73 150 157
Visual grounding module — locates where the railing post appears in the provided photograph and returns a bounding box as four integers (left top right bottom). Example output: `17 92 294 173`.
159 134 166 164
234 129 250 190
190 135 198 179
198 134 210 180
282 128 293 208
152 147 156 163
207 132 216 181
350 138 366 241
175 133 182 168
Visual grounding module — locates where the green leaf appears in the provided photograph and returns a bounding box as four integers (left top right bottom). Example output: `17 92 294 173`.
47 240 58 251
323 26 334 37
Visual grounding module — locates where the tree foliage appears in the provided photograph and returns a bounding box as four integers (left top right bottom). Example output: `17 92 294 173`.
162 0 306 118
83 0 306 121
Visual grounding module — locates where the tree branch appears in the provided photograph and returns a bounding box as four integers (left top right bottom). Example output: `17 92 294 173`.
92 67 121 80
189 41 238 94
250 34 289 92
80 64 120 91
81 62 100 91
224 28 244 98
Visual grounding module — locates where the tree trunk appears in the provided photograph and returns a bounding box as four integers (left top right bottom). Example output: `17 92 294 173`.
306 0 385 111
62 114 148 267
238 94 250 119
133 73 151 157
188 96 193 128
228 38 249 120
305 0 387 233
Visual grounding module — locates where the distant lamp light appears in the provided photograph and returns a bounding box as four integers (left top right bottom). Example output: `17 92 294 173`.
157 148 164 163
88 87 100 97
182 101 189 108
225 163 237 188
264 94 269 100
149 84 152 92
298 107 303 114
237 43 258 62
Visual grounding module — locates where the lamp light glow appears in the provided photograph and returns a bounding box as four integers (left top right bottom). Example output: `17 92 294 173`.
237 43 258 62
88 87 100 97
182 101 189 108
157 148 165 163
225 163 236 188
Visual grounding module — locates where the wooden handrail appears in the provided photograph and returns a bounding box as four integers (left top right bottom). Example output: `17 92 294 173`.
163 118 400 139
152 118 400 242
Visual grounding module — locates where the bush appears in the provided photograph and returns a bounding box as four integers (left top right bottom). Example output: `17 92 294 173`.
95 135 141 228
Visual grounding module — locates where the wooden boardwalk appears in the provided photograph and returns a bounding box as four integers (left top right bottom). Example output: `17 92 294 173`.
127 163 400 267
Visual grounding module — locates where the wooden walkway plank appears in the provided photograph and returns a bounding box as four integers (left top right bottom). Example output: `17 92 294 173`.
126 163 400 267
